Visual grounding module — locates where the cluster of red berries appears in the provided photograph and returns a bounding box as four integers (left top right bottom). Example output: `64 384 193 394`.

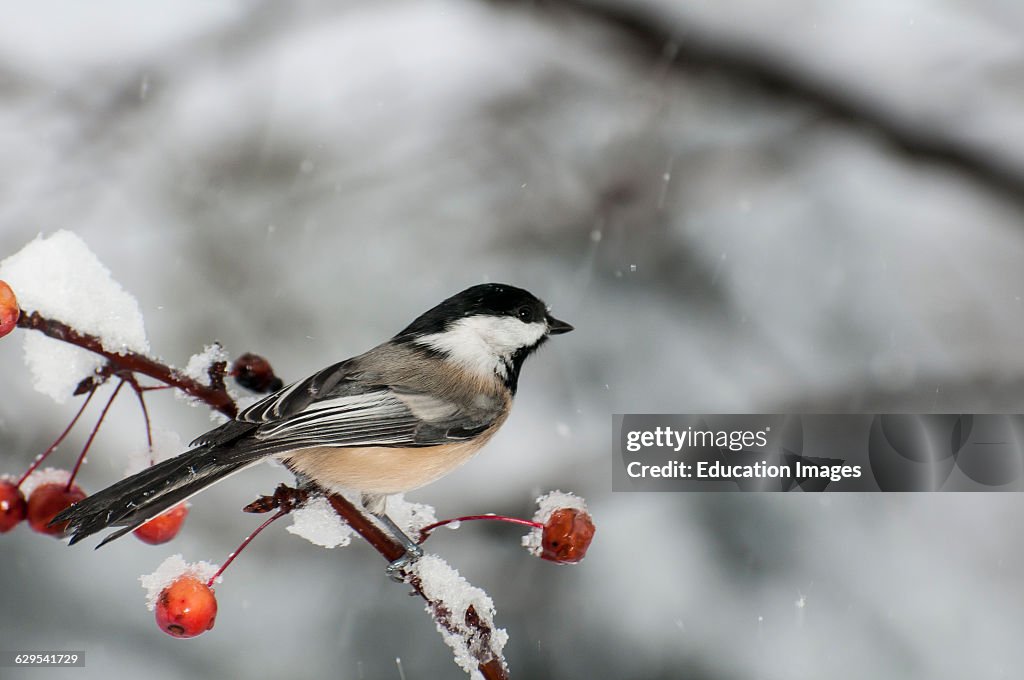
0 475 189 544
2 472 202 637
146 500 597 641
0 278 256 547
1 278 281 640
0 478 84 535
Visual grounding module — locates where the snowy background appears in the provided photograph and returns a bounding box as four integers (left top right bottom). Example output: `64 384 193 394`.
3 1 1024 678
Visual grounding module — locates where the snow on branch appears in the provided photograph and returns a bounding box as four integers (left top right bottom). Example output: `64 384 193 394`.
16 310 238 417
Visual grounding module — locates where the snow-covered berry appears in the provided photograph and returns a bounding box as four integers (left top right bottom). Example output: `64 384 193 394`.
522 491 595 564
27 482 86 536
539 508 595 564
0 480 28 532
134 503 189 545
155 576 218 638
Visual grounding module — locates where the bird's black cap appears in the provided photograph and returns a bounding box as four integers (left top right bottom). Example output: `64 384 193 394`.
395 283 571 339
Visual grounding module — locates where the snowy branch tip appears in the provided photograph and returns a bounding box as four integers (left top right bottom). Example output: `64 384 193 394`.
0 231 148 402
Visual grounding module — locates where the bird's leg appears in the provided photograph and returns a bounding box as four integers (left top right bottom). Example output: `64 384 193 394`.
362 494 423 580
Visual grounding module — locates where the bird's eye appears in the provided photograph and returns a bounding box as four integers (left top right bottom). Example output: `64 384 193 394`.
516 306 534 323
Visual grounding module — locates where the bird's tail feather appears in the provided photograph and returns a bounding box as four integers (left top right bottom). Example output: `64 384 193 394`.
53 444 265 546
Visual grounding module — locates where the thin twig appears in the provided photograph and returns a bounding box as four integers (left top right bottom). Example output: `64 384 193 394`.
419 514 542 544
16 385 98 487
207 508 289 588
125 373 154 453
66 379 124 490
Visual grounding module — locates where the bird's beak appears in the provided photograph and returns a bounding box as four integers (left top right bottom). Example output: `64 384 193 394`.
546 315 574 335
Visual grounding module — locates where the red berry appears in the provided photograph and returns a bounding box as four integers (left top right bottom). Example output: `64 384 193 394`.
134 503 189 545
27 482 87 536
0 480 28 532
0 280 19 339
155 576 218 638
230 353 283 393
540 508 596 564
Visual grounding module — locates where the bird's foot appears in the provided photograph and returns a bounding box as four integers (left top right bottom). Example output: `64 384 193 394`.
385 543 424 582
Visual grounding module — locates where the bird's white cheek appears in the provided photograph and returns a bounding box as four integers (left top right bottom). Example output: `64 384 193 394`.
415 317 546 379
478 318 547 355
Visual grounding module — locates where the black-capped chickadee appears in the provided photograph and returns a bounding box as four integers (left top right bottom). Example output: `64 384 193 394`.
54 283 572 556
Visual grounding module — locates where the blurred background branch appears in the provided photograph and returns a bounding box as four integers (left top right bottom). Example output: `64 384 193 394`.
509 0 1024 206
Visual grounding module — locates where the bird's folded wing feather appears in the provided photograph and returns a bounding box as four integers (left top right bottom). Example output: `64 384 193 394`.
192 360 494 452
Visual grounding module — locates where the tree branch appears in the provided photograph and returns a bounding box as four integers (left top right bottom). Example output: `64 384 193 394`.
16 310 237 418
507 0 1024 207
322 491 510 679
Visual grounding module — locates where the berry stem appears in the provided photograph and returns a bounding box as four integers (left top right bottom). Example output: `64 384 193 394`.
125 374 154 454
66 379 124 491
418 514 543 544
207 508 288 588
16 386 97 488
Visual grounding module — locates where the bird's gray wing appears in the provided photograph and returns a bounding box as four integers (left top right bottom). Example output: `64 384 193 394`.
198 359 498 452
234 359 355 423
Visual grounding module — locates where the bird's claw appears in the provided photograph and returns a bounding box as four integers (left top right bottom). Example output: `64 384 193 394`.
385 544 424 582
